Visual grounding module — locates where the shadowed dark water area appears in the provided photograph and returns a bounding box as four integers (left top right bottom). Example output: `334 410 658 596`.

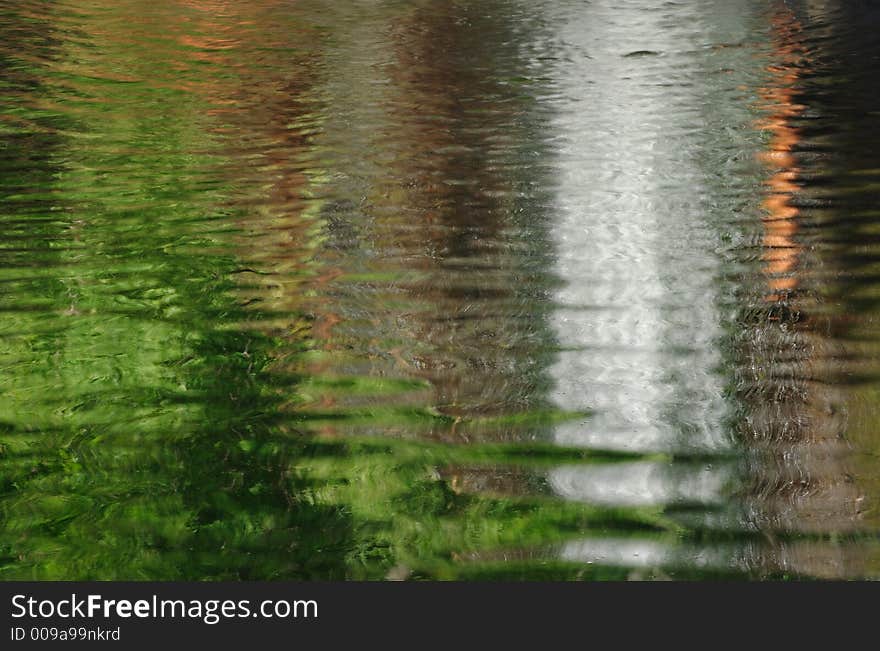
3 0 880 580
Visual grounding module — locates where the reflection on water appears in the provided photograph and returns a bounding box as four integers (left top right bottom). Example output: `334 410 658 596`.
757 4 806 303
3 0 880 579
548 0 731 454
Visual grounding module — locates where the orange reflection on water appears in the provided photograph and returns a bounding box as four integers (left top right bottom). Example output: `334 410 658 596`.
756 8 809 303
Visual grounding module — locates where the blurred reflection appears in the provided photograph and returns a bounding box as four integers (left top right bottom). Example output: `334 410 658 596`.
733 1 864 552
546 0 730 455
3 0 880 580
294 1 561 445
756 5 807 302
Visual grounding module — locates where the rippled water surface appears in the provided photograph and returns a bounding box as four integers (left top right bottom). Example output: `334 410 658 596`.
3 0 880 579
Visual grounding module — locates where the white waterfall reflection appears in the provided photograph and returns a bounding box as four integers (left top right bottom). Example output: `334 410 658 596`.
548 461 732 508
547 0 739 458
559 538 732 572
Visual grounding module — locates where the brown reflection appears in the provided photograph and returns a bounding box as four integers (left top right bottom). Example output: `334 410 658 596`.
294 2 559 444
380 4 556 434
737 3 864 552
755 7 807 303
